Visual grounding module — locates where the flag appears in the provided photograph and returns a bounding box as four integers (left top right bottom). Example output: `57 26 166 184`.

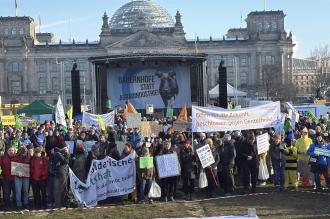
123 100 137 119
15 0 18 16
97 115 106 131
55 96 67 127
38 15 42 32
194 33 200 54
177 104 188 122
66 105 73 120
306 111 319 124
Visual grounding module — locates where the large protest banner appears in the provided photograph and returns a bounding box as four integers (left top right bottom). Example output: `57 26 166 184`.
69 153 136 207
192 102 281 132
11 162 30 177
156 154 181 178
82 111 115 129
107 66 192 109
196 144 215 168
127 113 142 129
256 133 270 155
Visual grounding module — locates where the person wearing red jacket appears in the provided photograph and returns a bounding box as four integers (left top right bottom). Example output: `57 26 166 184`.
12 147 31 209
0 146 16 209
30 147 49 209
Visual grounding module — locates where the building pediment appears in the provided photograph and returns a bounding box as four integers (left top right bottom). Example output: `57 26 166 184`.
105 31 185 50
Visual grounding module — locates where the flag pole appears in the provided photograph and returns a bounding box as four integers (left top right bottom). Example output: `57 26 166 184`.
15 0 18 16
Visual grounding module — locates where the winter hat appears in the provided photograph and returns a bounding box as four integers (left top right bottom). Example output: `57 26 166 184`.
223 134 231 142
205 138 213 146
34 147 42 154
184 140 191 145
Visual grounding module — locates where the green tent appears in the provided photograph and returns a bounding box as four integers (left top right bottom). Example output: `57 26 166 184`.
17 100 54 115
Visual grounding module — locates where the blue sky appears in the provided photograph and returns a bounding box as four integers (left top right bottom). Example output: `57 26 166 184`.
1 0 329 58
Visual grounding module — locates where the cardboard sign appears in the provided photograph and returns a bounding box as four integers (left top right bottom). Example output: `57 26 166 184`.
257 133 270 155
127 113 142 129
11 162 30 177
146 104 154 114
140 121 161 137
1 116 16 126
173 121 191 132
65 141 75 155
83 141 96 153
139 157 154 169
196 144 215 168
156 153 181 178
166 108 173 118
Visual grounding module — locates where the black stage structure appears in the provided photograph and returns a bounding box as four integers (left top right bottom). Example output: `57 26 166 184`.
89 53 208 114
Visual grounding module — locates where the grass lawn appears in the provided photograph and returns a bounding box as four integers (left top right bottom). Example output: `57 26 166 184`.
1 189 330 219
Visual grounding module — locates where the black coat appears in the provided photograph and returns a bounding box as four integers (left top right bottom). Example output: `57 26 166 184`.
71 152 87 182
180 147 196 179
241 140 258 165
219 142 236 167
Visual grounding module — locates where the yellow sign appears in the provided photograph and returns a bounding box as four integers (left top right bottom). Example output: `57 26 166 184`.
1 115 16 126
314 99 326 105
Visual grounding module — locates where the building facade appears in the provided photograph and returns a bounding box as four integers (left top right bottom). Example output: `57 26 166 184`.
0 0 295 106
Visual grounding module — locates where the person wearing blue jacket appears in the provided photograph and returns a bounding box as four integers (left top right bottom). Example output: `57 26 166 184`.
307 135 330 190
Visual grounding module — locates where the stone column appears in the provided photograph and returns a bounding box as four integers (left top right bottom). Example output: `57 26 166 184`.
0 58 5 93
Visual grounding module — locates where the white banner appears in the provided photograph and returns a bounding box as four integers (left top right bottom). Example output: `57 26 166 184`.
69 153 136 207
256 133 270 155
55 96 67 127
127 113 142 129
156 154 181 178
82 111 115 129
196 144 215 168
192 102 281 132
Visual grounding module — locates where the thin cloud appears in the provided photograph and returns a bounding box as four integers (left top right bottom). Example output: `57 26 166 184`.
39 17 89 29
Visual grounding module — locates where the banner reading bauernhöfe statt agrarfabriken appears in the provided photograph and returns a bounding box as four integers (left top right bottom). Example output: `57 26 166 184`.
192 102 281 132
69 153 136 207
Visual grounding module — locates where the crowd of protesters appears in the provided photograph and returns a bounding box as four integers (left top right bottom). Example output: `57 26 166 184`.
0 111 329 210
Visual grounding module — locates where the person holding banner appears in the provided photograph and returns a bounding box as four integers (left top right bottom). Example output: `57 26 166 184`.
180 140 196 201
138 147 155 204
307 136 330 190
13 146 31 209
159 140 177 202
70 144 87 183
0 146 16 209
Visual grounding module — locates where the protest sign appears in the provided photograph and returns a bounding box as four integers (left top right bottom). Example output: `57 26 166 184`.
166 108 173 118
127 113 142 129
173 121 191 132
153 112 164 120
69 153 136 207
141 121 161 137
11 162 30 177
146 104 154 114
83 141 96 153
156 153 181 178
314 147 330 157
256 133 270 155
65 141 75 154
196 144 215 168
192 102 281 132
139 157 154 169
116 141 126 156
1 116 15 126
82 111 115 130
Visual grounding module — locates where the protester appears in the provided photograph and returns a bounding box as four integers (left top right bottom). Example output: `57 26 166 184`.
180 140 196 201
159 140 177 202
283 137 298 190
30 147 49 209
204 138 220 197
219 134 236 195
70 143 86 182
241 133 258 193
138 147 155 204
0 146 16 209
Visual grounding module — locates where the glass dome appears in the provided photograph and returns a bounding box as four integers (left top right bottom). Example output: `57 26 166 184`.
110 0 175 32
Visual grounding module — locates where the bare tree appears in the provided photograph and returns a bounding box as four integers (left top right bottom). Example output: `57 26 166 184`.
262 64 282 99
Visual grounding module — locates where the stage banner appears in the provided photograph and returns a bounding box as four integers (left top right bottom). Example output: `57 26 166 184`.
107 66 192 109
69 153 136 207
82 111 115 129
192 102 281 132
156 153 181 178
256 133 270 155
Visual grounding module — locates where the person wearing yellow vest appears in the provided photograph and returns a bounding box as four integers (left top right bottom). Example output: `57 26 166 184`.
284 137 298 190
296 127 313 187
